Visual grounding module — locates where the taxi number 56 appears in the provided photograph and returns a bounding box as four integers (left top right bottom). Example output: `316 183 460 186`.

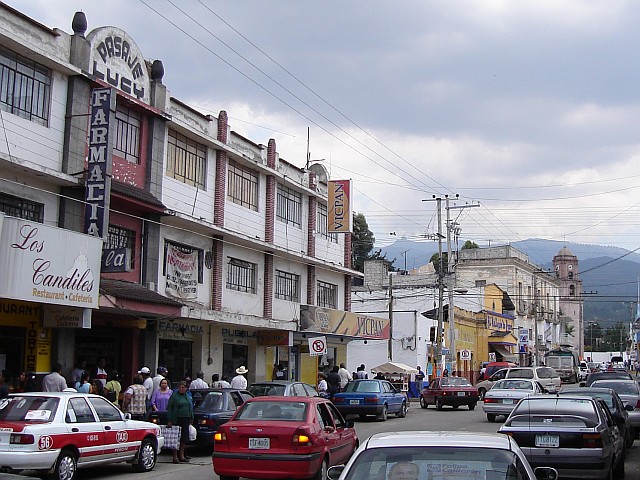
38 435 53 450
87 434 99 442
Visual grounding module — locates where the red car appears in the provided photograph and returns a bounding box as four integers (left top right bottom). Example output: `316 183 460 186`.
420 376 480 410
212 396 358 480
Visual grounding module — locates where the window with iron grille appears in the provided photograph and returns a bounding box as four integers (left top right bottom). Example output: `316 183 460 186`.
0 45 51 126
0 192 44 222
105 225 136 269
317 202 337 242
166 129 207 188
112 104 141 163
275 270 300 302
227 160 258 211
227 257 256 293
276 184 301 227
317 280 337 309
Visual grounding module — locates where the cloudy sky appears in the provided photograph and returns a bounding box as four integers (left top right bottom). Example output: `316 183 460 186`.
13 1 640 253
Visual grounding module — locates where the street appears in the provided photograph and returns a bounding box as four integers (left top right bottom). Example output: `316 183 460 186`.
13 399 639 480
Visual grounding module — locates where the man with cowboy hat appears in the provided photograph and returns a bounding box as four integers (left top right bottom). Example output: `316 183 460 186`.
231 366 248 389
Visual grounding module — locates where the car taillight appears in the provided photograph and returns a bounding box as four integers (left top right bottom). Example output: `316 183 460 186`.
10 434 34 444
484 398 498 403
293 428 312 446
364 397 378 403
149 418 159 424
214 432 227 442
198 418 217 426
582 433 603 448
635 400 640 409
332 397 344 404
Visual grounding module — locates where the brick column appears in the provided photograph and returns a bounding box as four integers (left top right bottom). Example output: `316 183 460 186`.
264 253 273 319
307 195 316 258
307 265 316 305
214 111 228 228
212 236 223 310
344 275 352 312
265 139 276 243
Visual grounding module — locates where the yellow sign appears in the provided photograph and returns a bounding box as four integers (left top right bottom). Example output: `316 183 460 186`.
327 180 352 233
300 305 388 339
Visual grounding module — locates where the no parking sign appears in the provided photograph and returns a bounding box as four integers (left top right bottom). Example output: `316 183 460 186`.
308 336 327 356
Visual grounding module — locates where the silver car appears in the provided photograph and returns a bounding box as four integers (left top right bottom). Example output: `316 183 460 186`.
498 394 625 479
327 430 557 480
482 379 547 422
590 378 640 436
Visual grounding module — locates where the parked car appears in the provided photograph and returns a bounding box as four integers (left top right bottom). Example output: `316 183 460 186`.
476 368 510 399
331 379 408 421
504 366 561 392
420 376 479 410
326 430 558 480
248 381 318 397
191 388 253 446
498 394 625 479
482 378 548 422
479 361 517 381
560 386 635 448
0 392 163 480
590 378 640 438
212 396 358 480
584 370 633 387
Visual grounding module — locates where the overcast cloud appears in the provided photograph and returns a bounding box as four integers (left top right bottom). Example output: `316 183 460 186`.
13 0 640 253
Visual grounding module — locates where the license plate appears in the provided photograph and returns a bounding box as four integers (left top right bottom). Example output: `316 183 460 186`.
350 399 360 405
457 392 466 396
249 438 270 449
535 434 559 447
502 399 513 404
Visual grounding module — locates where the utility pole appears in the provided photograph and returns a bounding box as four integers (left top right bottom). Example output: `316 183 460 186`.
436 197 444 374
388 273 393 361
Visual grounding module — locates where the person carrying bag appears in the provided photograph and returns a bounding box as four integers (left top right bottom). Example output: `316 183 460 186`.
167 380 193 464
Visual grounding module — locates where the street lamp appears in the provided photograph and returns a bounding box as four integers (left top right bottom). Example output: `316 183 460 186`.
588 322 598 358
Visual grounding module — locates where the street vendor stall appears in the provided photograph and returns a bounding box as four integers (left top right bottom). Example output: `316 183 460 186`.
370 362 418 396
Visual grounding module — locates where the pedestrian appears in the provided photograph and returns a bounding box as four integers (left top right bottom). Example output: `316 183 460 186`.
75 371 91 393
167 380 193 464
231 366 248 389
104 370 122 405
317 372 330 398
189 371 209 389
17 371 37 393
0 370 9 399
415 366 425 393
72 359 87 385
139 366 153 414
337 363 352 389
635 362 640 377
151 378 173 424
152 366 167 395
374 371 385 380
211 373 231 388
442 368 449 377
91 379 106 397
327 366 341 396
122 374 147 421
355 364 368 379
91 357 108 387
42 363 68 392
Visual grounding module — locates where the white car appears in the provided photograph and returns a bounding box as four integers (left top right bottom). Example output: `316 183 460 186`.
327 430 558 480
482 379 548 422
0 392 164 480
578 362 589 381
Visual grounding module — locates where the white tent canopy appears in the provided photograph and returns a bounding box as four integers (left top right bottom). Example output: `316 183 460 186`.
370 362 418 375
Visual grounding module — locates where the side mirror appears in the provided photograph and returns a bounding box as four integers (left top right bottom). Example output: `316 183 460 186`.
327 466 345 480
345 420 355 428
124 412 131 421
534 466 558 480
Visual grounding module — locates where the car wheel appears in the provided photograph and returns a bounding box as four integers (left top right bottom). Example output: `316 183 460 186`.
435 398 443 411
469 403 476 411
478 388 486 400
420 397 428 409
53 449 77 480
378 405 388 421
397 402 407 418
132 438 157 473
311 458 328 480
487 413 497 422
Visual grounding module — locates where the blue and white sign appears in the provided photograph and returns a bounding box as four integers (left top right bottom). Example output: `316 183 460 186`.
518 327 529 354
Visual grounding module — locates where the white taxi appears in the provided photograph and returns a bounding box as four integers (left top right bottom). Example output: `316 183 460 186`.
0 392 164 480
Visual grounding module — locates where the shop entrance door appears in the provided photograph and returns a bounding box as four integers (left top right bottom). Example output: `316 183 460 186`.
222 343 248 382
159 339 192 387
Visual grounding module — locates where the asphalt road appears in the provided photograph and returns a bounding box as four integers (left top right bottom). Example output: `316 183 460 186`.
12 397 640 480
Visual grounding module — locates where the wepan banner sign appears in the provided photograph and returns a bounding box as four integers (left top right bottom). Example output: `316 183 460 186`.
328 180 352 233
0 218 102 309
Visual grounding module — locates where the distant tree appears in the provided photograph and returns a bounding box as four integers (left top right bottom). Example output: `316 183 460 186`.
429 252 448 275
603 322 629 352
351 213 375 272
461 240 479 249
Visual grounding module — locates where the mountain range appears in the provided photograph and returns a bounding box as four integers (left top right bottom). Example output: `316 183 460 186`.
377 237 640 327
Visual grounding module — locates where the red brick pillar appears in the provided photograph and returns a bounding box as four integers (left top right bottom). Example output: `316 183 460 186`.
214 111 228 228
265 139 276 243
264 253 273 319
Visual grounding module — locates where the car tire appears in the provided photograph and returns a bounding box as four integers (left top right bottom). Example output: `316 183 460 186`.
378 405 388 421
469 403 476 411
312 458 328 480
52 449 77 480
435 398 443 411
397 402 407 418
478 388 486 400
420 397 428 409
487 413 497 422
132 437 157 473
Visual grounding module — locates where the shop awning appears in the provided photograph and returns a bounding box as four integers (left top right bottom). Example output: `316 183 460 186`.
371 362 418 375
490 344 517 362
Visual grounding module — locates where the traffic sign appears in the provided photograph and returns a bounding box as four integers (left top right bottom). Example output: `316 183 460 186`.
308 336 327 356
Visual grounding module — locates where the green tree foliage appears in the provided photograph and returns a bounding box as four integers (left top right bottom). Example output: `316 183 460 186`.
584 322 603 352
462 240 479 249
351 213 377 272
429 252 448 275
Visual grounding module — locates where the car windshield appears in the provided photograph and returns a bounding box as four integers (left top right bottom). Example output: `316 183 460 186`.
0 396 59 422
235 401 307 421
343 446 526 480
441 378 472 387
249 384 286 396
506 398 599 428
344 381 382 393
199 392 224 410
494 380 533 391
592 381 640 395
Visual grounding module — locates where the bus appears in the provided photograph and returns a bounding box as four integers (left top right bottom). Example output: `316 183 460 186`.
544 347 579 383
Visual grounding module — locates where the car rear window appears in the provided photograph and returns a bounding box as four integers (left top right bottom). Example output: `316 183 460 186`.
249 384 286 396
507 369 533 379
200 392 224 410
0 396 59 422
441 378 472 387
536 367 557 379
236 401 307 421
344 381 381 393
506 398 599 427
343 446 526 480
592 381 640 395
495 380 533 391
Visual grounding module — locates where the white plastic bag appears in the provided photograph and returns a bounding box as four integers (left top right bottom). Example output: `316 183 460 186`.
188 424 197 442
